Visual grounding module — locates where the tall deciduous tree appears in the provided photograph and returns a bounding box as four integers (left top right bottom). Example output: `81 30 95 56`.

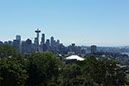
0 59 28 86
27 52 63 86
76 56 126 86
0 45 28 86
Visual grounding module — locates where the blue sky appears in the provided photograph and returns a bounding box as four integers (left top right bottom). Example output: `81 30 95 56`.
0 0 129 46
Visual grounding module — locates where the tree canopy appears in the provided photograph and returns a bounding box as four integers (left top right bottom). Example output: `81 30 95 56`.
0 45 127 86
0 45 28 86
27 52 63 86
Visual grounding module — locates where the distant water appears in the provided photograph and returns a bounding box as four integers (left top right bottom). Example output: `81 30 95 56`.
121 52 129 56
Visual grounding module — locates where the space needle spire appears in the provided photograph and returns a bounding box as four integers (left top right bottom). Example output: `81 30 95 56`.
35 29 41 52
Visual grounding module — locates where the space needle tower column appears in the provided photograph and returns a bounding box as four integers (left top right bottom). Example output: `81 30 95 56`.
35 29 41 52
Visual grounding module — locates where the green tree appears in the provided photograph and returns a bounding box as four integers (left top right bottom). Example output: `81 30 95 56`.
0 45 22 60
27 52 63 86
76 56 126 86
0 45 28 86
0 59 28 86
59 64 84 86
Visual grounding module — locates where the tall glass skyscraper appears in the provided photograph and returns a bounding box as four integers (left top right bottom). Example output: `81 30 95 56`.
16 35 21 41
46 39 50 51
51 36 54 47
12 35 21 52
41 34 45 44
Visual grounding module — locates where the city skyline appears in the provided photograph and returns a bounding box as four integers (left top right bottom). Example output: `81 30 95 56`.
0 31 128 47
0 0 129 46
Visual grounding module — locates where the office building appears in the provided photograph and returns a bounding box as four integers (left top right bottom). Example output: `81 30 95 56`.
51 36 54 48
12 35 21 52
16 35 21 41
22 39 34 54
46 39 50 51
12 40 20 52
16 35 21 52
57 40 60 45
41 33 45 44
41 33 45 51
8 41 13 46
91 45 97 53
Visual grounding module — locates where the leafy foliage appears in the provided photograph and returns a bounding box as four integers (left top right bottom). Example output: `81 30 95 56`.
0 45 127 86
76 56 126 86
0 45 22 60
0 59 28 86
0 45 28 86
27 52 63 86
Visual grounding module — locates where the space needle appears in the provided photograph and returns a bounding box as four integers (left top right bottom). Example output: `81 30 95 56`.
35 29 41 52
